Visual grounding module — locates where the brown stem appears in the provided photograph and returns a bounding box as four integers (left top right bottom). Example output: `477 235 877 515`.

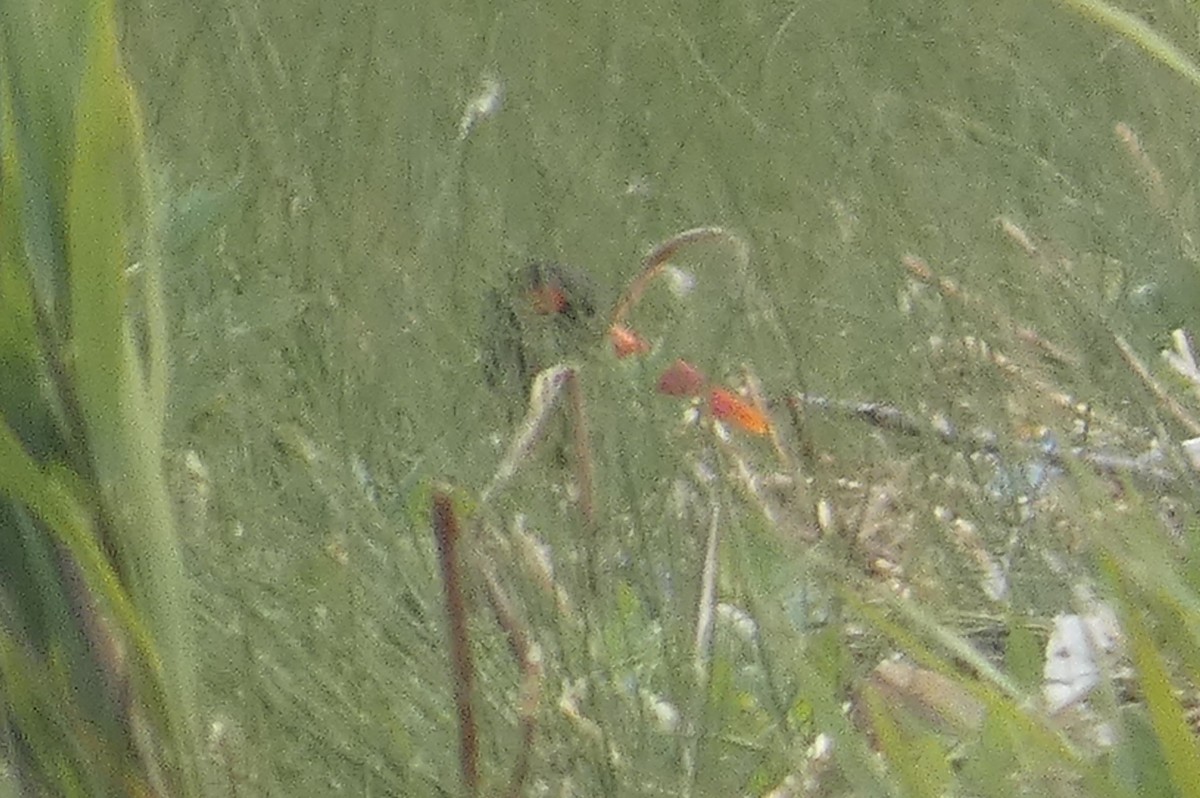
610 227 741 327
431 491 478 798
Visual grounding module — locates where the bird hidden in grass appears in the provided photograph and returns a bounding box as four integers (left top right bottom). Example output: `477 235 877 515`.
482 251 770 437
482 261 602 419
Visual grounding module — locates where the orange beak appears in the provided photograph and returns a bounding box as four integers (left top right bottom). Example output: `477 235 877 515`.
528 283 571 315
522 262 595 320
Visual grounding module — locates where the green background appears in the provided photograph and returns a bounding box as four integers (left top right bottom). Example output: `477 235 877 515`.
110 0 1200 793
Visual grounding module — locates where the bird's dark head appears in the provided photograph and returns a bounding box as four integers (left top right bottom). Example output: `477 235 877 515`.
521 261 596 322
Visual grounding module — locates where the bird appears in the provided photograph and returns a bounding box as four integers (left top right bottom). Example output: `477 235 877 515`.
481 261 601 419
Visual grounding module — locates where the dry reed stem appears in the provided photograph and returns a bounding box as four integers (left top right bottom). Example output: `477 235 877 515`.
474 560 543 798
788 391 944 441
720 433 780 527
952 335 1138 439
997 216 1039 257
510 518 578 623
1115 121 1169 211
610 227 749 327
566 369 596 530
483 364 574 504
1161 328 1200 406
431 490 478 798
1115 334 1200 436
902 253 1079 368
742 365 793 470
558 682 618 768
431 495 550 798
692 490 722 681
680 484 723 798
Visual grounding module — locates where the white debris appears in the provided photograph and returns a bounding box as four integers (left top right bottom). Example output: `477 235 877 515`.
664 265 697 297
977 556 1009 603
458 74 504 140
641 690 681 734
1162 329 1199 384
623 174 653 197
1183 437 1200 472
184 449 211 497
716 602 759 644
351 454 377 503
1042 601 1122 714
1163 330 1200 442
809 732 833 760
816 498 834 534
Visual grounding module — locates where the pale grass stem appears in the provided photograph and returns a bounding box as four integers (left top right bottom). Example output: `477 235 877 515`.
902 253 1079 368
1115 121 1169 211
1115 334 1200 436
611 227 750 329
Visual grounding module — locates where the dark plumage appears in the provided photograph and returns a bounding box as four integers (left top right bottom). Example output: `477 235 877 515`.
481 261 599 419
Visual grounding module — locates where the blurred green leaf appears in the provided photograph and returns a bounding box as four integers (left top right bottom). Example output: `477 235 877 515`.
1058 0 1200 90
0 229 62 463
797 633 891 797
160 178 243 256
67 4 150 477
961 711 1021 798
1113 705 1177 798
1107 552 1200 798
0 66 70 468
0 415 163 697
0 0 199 794
863 683 951 798
65 3 197 792
1004 619 1044 691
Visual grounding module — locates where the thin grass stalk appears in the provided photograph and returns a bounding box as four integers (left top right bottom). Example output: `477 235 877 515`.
1058 0 1200 90
1104 552 1200 797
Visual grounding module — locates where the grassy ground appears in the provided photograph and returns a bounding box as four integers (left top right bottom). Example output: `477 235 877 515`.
113 0 1200 794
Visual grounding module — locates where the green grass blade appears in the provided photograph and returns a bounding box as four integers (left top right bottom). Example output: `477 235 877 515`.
1057 0 1200 90
1106 552 1200 798
862 684 951 798
66 1 198 790
0 416 165 687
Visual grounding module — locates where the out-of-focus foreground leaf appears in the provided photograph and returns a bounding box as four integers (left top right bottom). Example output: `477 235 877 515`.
0 0 198 795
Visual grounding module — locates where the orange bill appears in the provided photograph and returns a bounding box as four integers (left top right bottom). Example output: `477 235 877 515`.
522 261 595 320
657 359 706 397
528 283 571 315
609 324 651 358
708 386 771 435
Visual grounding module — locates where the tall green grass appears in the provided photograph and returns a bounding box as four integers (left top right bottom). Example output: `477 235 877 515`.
0 1 197 795
3 0 1196 795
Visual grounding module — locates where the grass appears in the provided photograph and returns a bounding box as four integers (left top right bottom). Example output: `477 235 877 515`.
1 1 198 794
6 0 1200 795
